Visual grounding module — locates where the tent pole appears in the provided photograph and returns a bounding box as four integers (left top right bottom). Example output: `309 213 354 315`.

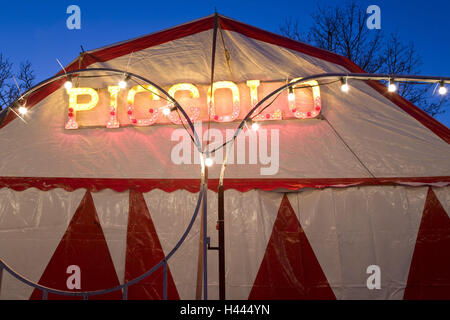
218 184 225 300
195 198 204 299
195 165 209 300
202 167 208 300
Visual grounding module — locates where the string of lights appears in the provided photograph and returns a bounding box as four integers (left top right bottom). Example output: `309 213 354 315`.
5 68 449 167
4 67 203 153
205 72 450 169
2 66 449 301
0 67 209 300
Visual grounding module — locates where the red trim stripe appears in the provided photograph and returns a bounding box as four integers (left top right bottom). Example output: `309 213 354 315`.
2 15 448 141
219 17 353 71
83 17 215 64
366 80 450 143
0 17 215 129
0 176 448 193
218 17 450 144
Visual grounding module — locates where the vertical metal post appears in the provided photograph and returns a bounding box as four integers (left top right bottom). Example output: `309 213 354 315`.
42 290 48 300
195 191 205 299
218 184 225 300
122 286 128 300
203 166 208 300
195 163 208 300
200 11 217 301
0 265 3 296
163 260 168 300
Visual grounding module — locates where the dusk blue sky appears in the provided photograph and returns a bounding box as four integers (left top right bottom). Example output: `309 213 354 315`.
1 0 449 126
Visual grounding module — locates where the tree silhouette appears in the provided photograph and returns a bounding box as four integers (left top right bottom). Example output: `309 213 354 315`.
279 1 447 116
0 54 35 111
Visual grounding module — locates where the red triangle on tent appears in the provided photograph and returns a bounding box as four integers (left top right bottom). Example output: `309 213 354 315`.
249 194 335 300
30 190 122 300
404 187 450 299
124 190 180 299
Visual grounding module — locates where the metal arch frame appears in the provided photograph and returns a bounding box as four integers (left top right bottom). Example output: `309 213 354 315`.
211 72 450 156
0 185 205 299
212 72 450 300
214 71 450 182
4 67 203 153
0 67 209 300
0 70 449 300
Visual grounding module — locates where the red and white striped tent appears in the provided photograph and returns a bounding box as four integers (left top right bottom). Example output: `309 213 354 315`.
0 15 449 300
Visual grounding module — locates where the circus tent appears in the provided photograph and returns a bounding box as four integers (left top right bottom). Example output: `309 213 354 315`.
0 14 449 300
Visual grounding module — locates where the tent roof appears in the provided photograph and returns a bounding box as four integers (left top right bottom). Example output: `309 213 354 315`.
2 14 448 141
0 14 449 192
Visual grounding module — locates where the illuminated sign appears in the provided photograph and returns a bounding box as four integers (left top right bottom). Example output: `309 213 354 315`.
65 80 321 129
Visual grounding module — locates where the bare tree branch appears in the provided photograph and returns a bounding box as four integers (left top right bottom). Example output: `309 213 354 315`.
18 61 35 91
305 2 384 73
381 33 448 116
279 17 306 42
0 54 35 110
279 1 447 117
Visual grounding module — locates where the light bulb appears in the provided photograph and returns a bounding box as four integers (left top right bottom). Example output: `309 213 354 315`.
288 87 295 102
388 84 397 92
251 122 260 131
388 80 397 92
64 80 73 90
118 74 130 89
118 80 127 89
205 157 214 167
341 78 349 92
162 106 171 116
439 82 447 95
18 106 28 115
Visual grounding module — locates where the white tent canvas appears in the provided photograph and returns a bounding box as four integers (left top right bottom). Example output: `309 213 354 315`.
0 15 449 300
